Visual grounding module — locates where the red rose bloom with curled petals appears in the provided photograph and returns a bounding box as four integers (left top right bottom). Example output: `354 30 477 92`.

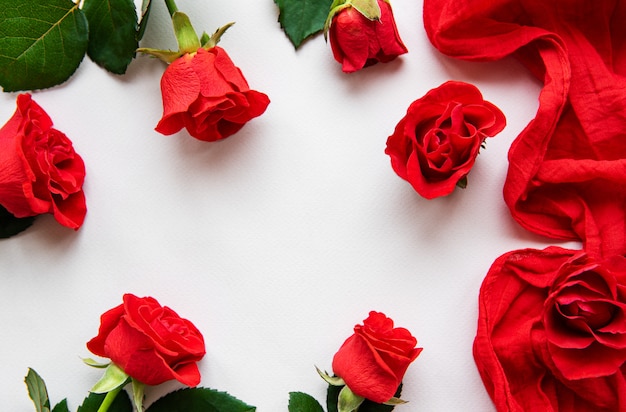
87 294 206 387
328 0 407 73
385 81 506 199
0 94 86 229
332 311 422 404
474 247 626 411
155 46 270 142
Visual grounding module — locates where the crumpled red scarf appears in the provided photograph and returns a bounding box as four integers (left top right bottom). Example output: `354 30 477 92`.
424 0 626 410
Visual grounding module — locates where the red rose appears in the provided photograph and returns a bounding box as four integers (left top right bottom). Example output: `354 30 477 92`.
474 247 626 411
0 94 86 229
385 81 506 199
87 294 206 387
331 311 422 403
328 0 407 73
155 46 270 142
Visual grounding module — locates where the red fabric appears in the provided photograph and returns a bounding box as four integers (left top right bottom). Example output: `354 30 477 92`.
331 311 422 403
424 1 626 410
424 0 626 258
87 294 205 386
475 247 626 411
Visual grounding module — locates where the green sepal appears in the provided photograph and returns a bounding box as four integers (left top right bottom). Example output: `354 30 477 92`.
323 2 351 39
324 0 381 38
337 386 364 412
82 358 110 368
202 22 235 50
456 175 468 189
136 47 182 63
172 11 200 54
200 32 211 47
383 397 408 406
24 368 51 412
288 392 325 412
349 0 381 21
90 363 130 394
316 366 346 386
327 383 404 412
131 379 145 412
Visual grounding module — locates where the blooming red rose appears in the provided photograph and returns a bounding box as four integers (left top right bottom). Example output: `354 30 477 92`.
474 247 626 411
385 81 506 199
155 46 270 142
331 311 422 403
0 94 86 229
328 0 407 73
87 294 206 387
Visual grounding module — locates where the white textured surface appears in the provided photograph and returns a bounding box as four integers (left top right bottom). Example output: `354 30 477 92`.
0 0 564 411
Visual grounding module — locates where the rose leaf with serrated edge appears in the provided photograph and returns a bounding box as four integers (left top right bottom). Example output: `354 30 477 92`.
146 387 256 412
288 392 325 412
274 0 334 48
51 399 70 412
137 0 153 40
0 0 88 92
82 0 138 74
25 368 51 412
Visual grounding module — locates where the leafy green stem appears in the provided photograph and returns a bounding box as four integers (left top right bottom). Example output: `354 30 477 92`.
96 386 123 412
164 0 179 16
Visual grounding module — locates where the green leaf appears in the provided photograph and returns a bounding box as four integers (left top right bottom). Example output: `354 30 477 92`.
456 175 468 189
137 0 152 40
0 0 89 91
82 358 110 368
288 392 325 412
24 368 51 412
274 0 334 48
90 363 129 394
316 367 345 387
77 391 133 412
51 399 70 412
82 0 138 74
0 205 36 238
131 379 145 412
146 388 256 412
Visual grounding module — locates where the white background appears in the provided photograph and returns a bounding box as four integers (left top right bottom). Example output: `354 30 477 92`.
0 0 573 411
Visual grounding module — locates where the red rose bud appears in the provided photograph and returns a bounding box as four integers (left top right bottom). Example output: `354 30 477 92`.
386 81 506 199
87 294 206 387
332 311 422 404
327 0 407 73
155 46 270 142
0 94 86 229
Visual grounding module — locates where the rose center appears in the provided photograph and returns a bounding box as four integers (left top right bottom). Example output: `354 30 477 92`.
557 298 615 331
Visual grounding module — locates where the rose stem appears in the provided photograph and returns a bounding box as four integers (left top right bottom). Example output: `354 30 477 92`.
164 0 179 16
96 386 123 412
